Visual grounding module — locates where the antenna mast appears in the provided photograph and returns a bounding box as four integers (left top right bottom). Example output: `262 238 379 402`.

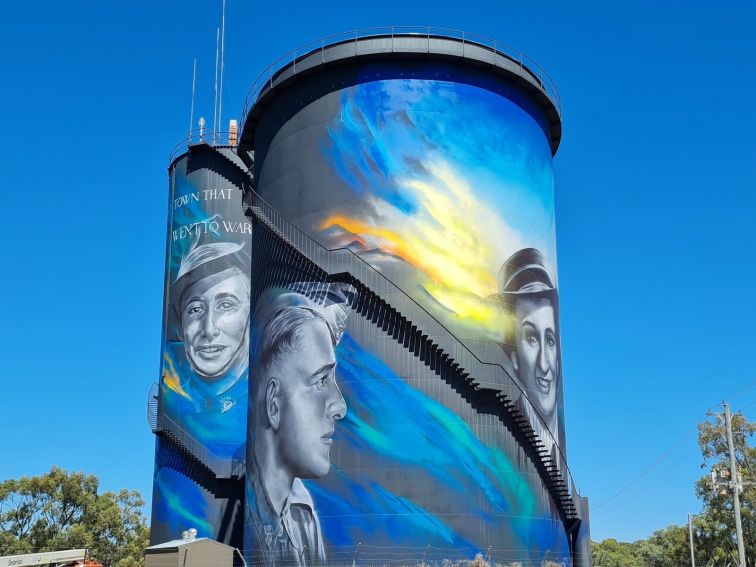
188 59 197 142
213 27 220 138
218 0 226 141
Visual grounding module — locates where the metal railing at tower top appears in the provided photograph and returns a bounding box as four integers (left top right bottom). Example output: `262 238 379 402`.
168 129 240 165
240 26 561 123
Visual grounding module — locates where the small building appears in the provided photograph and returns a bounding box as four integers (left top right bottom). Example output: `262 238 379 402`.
144 538 234 567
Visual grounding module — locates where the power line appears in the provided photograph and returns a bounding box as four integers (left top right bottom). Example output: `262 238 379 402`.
592 379 756 511
726 380 756 404
594 449 698 518
592 425 697 510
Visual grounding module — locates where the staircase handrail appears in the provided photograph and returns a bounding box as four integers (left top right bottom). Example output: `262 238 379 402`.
156 410 245 479
245 185 578 502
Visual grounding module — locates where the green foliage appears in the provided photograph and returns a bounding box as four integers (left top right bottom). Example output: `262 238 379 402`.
0 467 149 566
693 411 755 565
593 410 754 566
591 538 646 567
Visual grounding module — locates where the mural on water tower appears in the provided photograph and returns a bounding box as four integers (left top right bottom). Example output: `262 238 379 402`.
151 153 252 545
313 78 565 458
243 70 571 565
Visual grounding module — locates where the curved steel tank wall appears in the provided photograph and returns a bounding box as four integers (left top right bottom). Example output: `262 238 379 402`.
242 38 579 566
151 145 251 546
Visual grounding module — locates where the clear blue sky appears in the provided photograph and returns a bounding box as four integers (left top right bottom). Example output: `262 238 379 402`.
1 0 754 545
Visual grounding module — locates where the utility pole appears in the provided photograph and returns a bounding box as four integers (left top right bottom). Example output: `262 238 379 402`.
724 402 746 567
688 513 696 567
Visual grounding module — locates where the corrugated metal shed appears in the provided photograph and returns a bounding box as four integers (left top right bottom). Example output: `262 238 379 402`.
145 538 234 567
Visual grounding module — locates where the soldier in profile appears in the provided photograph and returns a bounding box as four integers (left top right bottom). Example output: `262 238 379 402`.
246 283 353 566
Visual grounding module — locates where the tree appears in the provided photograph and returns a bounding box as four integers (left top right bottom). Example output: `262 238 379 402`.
643 524 690 567
591 538 645 567
592 410 754 566
693 410 755 565
0 467 149 567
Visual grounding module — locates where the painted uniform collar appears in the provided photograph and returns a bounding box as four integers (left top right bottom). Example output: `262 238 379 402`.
250 453 315 552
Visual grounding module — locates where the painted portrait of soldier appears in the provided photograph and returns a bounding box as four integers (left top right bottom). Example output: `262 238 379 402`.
169 240 251 415
246 282 354 566
494 248 564 465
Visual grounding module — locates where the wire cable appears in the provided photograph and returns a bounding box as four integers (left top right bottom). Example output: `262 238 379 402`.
592 379 756 511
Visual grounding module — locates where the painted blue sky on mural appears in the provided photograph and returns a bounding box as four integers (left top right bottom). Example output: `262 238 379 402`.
306 332 569 562
321 77 557 269
316 78 560 345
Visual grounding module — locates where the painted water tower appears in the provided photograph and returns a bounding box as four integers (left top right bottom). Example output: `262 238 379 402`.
237 29 591 566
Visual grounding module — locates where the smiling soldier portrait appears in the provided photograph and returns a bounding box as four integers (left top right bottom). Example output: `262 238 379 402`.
495 248 563 465
170 240 251 412
180 267 249 379
246 283 354 567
